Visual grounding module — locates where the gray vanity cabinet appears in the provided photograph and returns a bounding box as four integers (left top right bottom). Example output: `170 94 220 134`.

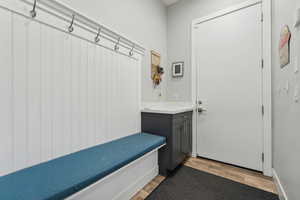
141 111 193 176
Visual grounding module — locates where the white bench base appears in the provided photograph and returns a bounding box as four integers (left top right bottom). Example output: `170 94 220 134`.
67 146 163 200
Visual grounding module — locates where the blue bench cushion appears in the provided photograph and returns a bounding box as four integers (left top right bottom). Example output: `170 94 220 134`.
0 133 165 200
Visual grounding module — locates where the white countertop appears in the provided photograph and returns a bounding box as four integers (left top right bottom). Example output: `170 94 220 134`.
141 102 195 114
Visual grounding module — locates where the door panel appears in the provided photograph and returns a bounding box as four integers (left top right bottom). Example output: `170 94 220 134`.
195 4 263 171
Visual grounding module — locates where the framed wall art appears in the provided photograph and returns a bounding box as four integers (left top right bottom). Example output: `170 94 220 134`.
172 62 184 77
279 25 291 68
151 51 164 87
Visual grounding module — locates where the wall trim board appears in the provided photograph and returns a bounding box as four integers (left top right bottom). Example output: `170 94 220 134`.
192 0 262 26
191 0 273 176
0 0 142 60
261 0 273 177
273 169 289 200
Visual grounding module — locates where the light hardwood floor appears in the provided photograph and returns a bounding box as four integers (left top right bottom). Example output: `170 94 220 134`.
131 157 277 200
131 175 165 200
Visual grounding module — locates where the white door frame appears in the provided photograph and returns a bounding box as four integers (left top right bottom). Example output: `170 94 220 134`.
191 0 272 176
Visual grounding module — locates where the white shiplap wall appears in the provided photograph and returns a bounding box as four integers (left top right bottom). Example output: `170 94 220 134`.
0 2 141 176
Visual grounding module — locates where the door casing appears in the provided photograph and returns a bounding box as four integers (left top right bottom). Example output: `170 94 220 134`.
191 0 272 176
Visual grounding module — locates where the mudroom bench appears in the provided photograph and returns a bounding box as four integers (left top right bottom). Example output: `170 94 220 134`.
0 133 165 200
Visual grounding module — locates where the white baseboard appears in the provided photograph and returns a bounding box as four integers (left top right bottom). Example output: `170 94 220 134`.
273 169 288 200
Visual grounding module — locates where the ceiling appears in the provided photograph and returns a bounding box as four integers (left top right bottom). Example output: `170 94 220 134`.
161 0 180 6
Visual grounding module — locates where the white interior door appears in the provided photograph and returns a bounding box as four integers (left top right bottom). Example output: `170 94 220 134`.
194 3 263 171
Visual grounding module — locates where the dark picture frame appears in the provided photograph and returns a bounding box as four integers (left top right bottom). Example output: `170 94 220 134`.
172 62 184 77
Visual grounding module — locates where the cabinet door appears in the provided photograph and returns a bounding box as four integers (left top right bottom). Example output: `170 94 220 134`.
181 117 189 154
180 114 193 155
172 122 185 170
187 116 193 154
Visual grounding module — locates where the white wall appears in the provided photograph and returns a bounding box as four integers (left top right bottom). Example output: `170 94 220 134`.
168 0 300 199
0 0 141 176
166 0 248 101
0 0 167 177
60 0 168 102
272 0 300 199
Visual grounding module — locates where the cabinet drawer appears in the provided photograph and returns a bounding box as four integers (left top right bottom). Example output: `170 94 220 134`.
173 112 192 123
174 112 192 118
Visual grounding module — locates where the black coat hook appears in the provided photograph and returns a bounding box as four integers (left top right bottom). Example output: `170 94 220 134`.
129 44 135 56
30 0 37 18
114 37 120 51
68 14 75 33
95 27 102 43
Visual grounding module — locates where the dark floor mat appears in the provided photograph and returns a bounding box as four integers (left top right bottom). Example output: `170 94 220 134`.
146 166 279 200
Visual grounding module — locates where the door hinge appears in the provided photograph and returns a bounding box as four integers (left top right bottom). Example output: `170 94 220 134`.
262 105 265 116
261 59 264 69
261 12 264 22
262 153 265 162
